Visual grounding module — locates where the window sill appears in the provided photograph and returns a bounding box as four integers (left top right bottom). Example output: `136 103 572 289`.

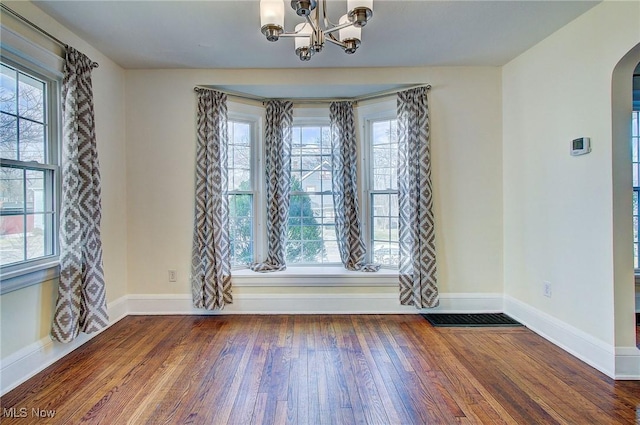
0 259 60 295
231 266 398 287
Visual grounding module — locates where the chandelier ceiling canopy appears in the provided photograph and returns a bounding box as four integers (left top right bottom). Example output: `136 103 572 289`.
260 0 373 61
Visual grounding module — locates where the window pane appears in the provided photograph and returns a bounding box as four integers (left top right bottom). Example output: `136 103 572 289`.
390 194 399 216
287 241 302 263
1 166 25 210
370 119 399 267
19 120 45 162
321 126 331 146
232 122 250 145
0 214 25 265
289 124 334 264
227 120 252 192
0 65 17 114
26 169 47 212
323 240 340 263
372 242 399 266
292 126 301 146
301 126 321 145
302 240 324 262
228 194 253 266
301 152 321 171
1 112 18 160
372 121 390 145
232 145 250 168
322 194 335 224
18 72 45 123
26 213 49 260
227 120 254 264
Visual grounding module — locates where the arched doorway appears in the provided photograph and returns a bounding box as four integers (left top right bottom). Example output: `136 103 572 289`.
611 43 640 377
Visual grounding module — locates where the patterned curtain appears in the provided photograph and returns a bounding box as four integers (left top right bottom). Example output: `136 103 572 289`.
51 47 108 343
397 87 439 308
329 102 379 272
249 100 293 272
191 88 232 310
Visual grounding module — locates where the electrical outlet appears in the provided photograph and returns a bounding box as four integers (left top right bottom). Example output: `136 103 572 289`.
168 270 177 282
543 281 552 298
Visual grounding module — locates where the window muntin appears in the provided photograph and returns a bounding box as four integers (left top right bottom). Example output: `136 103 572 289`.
227 120 254 266
1 61 57 270
287 124 339 264
370 118 399 267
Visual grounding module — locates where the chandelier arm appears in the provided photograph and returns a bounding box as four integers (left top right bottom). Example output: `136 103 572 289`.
278 24 307 37
320 0 338 30
323 20 354 35
325 35 347 49
304 13 319 33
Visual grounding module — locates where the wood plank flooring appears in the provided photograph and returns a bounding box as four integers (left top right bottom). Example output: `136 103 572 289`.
1 315 639 424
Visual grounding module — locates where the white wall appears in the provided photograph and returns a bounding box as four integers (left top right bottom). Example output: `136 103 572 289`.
124 67 503 302
503 1 640 351
0 1 128 359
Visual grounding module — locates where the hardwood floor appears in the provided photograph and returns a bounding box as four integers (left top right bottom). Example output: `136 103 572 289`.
1 315 639 424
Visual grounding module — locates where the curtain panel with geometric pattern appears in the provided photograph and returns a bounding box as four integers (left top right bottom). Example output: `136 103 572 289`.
329 101 379 272
51 46 108 343
397 87 439 308
191 88 232 310
249 100 293 272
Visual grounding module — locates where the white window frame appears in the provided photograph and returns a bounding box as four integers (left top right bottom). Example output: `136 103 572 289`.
1 36 62 294
358 98 398 269
227 101 264 268
287 105 342 268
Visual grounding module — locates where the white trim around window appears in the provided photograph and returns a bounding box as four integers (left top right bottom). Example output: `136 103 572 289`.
357 97 398 268
1 28 62 294
227 100 265 268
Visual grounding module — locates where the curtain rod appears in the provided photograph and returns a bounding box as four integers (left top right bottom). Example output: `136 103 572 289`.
1 4 99 69
1 4 68 49
194 84 431 105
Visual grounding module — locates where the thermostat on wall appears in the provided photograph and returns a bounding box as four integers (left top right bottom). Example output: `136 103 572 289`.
571 137 591 156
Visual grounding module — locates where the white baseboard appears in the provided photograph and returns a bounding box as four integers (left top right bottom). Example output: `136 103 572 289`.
504 295 637 379
126 292 504 315
615 346 640 379
0 295 128 396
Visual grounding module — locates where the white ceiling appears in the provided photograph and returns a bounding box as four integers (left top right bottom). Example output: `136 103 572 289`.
29 0 600 70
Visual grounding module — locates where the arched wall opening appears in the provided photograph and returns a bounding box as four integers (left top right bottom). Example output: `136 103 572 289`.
611 42 640 378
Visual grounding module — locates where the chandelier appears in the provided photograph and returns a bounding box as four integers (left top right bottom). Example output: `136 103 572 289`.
260 0 373 61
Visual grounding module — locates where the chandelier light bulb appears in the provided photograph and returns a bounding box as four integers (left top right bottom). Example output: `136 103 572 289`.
260 0 285 27
260 0 285 41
